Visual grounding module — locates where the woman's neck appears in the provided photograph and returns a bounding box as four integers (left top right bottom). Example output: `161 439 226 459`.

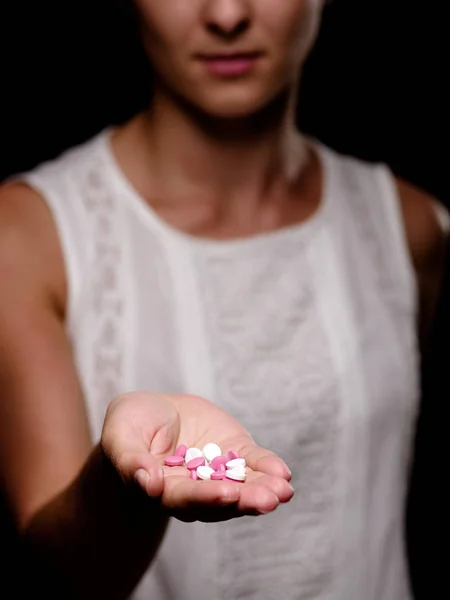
143 84 306 196
111 84 320 238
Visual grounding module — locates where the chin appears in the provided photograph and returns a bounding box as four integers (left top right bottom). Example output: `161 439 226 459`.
188 84 287 121
201 100 266 120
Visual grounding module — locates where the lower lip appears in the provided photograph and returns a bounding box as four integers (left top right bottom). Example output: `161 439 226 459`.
200 56 260 77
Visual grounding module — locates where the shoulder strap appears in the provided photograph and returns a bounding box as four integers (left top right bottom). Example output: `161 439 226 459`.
12 132 109 333
330 149 418 317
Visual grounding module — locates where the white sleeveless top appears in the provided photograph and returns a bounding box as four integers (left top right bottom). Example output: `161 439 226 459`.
19 129 419 600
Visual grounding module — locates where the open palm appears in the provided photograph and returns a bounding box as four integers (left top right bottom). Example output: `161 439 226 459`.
102 392 294 523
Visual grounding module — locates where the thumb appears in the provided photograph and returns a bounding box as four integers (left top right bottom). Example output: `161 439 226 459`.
106 449 165 499
101 392 176 498
133 454 165 499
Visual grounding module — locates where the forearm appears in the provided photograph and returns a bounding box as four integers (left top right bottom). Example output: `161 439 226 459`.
21 444 169 599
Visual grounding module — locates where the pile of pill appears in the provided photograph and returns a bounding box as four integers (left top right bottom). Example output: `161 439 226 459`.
164 442 247 482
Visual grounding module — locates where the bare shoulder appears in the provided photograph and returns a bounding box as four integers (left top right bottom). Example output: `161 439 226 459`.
0 181 66 313
394 177 449 343
395 177 449 273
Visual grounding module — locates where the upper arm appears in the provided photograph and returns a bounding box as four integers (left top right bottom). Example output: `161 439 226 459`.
0 183 92 530
395 177 449 351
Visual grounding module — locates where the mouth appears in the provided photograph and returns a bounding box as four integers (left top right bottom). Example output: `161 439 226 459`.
195 52 264 77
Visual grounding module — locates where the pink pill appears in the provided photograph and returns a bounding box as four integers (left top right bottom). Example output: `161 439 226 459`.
164 455 184 467
190 469 198 480
218 464 226 472
175 444 187 458
227 450 239 460
210 456 228 471
211 471 225 480
186 457 205 470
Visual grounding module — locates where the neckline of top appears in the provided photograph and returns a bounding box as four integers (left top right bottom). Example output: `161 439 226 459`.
97 126 334 254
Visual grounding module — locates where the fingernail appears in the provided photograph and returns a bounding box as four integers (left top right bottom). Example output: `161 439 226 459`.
135 469 149 494
220 488 240 504
220 496 239 505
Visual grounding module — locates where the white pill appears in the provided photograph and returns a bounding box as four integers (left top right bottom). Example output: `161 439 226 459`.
226 465 246 475
225 468 246 482
185 447 203 463
196 466 215 480
225 458 246 469
202 443 222 463
226 468 246 480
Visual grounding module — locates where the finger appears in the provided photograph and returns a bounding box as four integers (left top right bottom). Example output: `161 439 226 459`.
238 444 292 480
162 475 242 512
235 481 280 515
162 465 190 478
163 478 277 522
161 475 292 522
245 471 295 504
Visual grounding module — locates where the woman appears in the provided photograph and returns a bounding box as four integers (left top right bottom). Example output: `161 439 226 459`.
0 1 447 598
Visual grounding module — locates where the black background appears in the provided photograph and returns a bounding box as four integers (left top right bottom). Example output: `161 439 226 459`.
1 1 448 597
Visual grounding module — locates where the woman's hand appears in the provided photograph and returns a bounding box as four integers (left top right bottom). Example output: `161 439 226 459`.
101 392 294 522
